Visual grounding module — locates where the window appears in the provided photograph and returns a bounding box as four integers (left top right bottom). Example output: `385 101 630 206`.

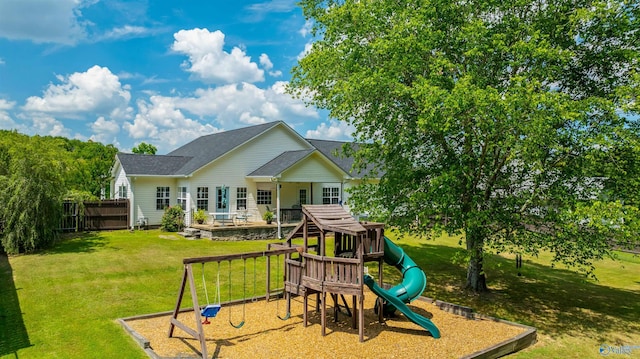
117 185 127 199
322 187 340 204
177 186 187 209
299 189 307 205
197 187 209 211
156 187 170 210
237 187 247 209
257 189 272 205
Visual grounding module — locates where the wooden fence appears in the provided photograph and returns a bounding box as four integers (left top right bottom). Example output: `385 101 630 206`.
61 199 129 232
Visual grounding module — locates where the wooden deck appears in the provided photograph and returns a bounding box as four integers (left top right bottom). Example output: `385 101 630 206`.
188 222 299 240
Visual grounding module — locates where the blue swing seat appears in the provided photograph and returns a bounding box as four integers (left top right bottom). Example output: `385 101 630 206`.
201 304 221 318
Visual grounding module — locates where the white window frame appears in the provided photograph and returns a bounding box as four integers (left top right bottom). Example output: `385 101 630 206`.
197 187 209 211
117 185 127 199
177 186 187 209
257 189 272 205
237 187 247 209
322 187 340 204
156 187 170 210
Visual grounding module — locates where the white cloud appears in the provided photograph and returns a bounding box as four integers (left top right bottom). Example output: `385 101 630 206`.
246 0 296 13
260 53 274 70
306 119 354 140
118 79 318 151
0 112 16 129
172 28 264 85
0 0 90 45
297 42 313 60
299 20 313 38
20 113 73 137
243 0 297 22
0 99 16 129
23 65 132 119
171 81 318 128
259 53 283 77
123 97 220 152
89 116 120 144
0 99 15 111
0 58 4 65
100 25 154 41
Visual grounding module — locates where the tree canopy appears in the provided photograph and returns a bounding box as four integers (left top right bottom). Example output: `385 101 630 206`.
290 0 640 291
132 142 157 155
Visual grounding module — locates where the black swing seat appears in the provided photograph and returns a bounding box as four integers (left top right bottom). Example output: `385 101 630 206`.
201 304 221 318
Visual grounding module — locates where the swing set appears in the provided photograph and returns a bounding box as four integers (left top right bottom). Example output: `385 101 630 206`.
168 247 298 359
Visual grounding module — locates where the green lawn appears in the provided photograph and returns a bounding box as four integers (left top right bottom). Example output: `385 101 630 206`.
1 230 638 358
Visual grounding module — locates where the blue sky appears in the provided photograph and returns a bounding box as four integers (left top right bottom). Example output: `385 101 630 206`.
0 0 352 153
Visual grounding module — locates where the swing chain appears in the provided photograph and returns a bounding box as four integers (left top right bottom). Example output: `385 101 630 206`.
228 259 246 329
252 257 258 303
276 253 291 321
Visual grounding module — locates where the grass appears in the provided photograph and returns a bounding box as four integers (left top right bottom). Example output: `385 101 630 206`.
1 230 639 358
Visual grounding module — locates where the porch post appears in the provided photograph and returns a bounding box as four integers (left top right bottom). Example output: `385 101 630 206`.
128 176 135 230
276 182 282 239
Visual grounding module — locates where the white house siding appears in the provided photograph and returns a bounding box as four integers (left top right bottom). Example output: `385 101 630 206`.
132 177 178 226
188 125 312 220
112 164 132 199
281 153 345 183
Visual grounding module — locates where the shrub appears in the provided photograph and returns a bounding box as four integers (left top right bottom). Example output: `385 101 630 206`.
160 206 184 232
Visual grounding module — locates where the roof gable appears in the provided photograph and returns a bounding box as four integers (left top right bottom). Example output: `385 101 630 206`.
248 149 315 177
307 139 378 177
168 121 301 175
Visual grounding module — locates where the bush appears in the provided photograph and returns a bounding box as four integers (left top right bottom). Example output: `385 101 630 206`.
160 206 184 232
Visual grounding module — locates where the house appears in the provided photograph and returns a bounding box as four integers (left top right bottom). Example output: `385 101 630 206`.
110 121 376 237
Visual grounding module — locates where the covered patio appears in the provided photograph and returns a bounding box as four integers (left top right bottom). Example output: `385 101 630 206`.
247 147 355 238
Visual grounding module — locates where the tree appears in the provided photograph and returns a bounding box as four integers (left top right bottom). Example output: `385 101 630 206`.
290 0 640 291
0 135 67 253
132 142 157 155
63 139 119 198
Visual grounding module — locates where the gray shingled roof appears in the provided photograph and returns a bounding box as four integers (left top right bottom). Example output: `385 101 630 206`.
116 153 192 176
248 149 315 177
306 139 378 177
167 121 282 175
115 121 378 178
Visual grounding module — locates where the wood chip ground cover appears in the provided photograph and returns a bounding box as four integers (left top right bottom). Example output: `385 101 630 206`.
125 288 529 359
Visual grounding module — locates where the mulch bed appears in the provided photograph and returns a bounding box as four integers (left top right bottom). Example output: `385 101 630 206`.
121 288 536 359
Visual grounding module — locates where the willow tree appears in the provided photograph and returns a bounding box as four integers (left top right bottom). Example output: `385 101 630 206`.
289 0 640 291
0 134 67 253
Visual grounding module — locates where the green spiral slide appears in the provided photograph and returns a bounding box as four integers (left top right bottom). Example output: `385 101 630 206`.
363 236 441 338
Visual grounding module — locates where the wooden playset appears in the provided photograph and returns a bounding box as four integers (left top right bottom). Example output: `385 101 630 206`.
168 204 439 359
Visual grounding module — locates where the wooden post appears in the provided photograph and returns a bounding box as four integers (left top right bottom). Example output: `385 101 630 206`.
168 266 188 337
187 264 208 359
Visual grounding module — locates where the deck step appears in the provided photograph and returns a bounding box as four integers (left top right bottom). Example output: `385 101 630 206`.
178 228 201 239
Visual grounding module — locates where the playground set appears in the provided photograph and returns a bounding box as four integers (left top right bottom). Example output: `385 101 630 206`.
168 204 440 359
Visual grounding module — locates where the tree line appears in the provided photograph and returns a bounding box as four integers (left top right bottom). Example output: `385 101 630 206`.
0 131 119 254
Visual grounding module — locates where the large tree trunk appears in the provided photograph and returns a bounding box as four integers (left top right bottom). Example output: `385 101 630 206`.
465 226 488 292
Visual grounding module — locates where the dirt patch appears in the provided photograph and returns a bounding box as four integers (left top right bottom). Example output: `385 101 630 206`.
123 289 533 359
